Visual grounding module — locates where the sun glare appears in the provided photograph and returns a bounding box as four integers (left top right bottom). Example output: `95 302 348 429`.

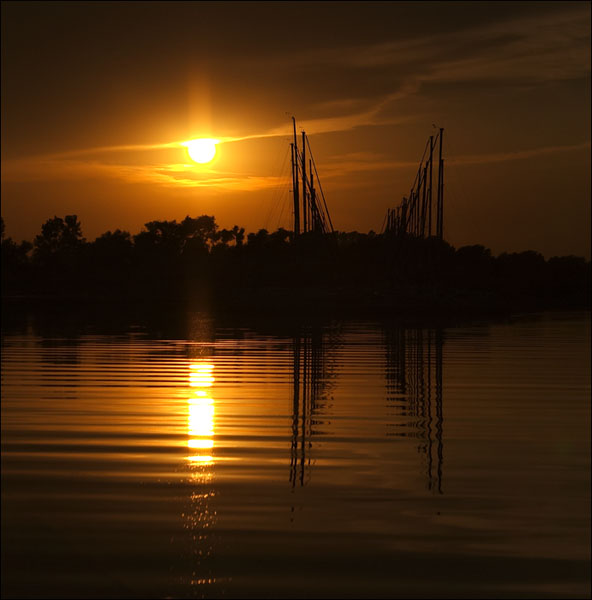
184 138 218 164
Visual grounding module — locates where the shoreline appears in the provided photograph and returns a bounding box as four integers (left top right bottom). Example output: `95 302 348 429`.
2 286 589 325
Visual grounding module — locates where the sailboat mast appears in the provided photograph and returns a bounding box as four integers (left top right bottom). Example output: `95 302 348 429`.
292 116 300 236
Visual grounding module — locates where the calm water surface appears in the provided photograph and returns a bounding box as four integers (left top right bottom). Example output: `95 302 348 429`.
1 311 590 598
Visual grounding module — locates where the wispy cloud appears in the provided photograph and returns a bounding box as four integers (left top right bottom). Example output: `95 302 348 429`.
1 155 285 191
5 138 587 193
23 5 581 170
266 105 416 138
251 4 590 135
1 95 416 190
302 5 590 85
321 152 417 180
314 141 591 182
15 136 265 162
449 141 591 166
4 5 589 199
24 142 181 162
1 132 293 192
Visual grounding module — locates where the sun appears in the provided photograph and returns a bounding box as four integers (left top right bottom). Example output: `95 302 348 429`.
183 138 218 164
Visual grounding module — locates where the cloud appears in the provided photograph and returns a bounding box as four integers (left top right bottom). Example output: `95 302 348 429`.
266 105 416 139
322 153 417 179
5 139 586 195
448 141 591 166
248 4 590 131
309 141 592 183
2 92 417 184
1 156 285 192
308 5 590 85
4 3 588 197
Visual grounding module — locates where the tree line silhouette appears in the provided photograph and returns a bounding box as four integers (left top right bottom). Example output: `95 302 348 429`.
1 214 589 314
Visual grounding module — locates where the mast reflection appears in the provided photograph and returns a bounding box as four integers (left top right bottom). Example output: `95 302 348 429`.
385 327 444 493
290 327 337 488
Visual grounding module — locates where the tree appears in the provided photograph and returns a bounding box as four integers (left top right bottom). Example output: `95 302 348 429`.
232 225 245 247
33 215 85 262
247 229 269 247
269 228 291 245
217 228 235 247
93 229 133 257
180 215 218 250
1 217 33 293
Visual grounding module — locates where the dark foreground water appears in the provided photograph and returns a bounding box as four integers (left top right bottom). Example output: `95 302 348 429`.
1 311 590 599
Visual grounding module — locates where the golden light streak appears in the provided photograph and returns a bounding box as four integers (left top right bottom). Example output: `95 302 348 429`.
188 439 215 449
188 399 214 437
189 363 215 388
187 455 214 464
187 362 216 464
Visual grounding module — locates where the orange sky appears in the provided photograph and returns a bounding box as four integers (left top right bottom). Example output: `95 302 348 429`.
1 2 590 257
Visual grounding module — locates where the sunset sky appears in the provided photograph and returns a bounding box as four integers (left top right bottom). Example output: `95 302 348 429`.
2 1 590 258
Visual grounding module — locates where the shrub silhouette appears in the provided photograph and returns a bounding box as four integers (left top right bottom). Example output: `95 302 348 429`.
1 214 589 312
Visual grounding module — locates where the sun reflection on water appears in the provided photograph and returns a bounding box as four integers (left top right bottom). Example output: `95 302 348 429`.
189 363 215 388
182 359 219 592
187 363 215 464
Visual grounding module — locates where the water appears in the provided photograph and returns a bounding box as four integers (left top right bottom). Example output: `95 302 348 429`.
1 311 590 599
